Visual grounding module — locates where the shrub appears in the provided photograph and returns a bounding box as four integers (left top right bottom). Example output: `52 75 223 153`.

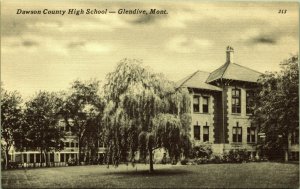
67 158 76 166
225 149 249 163
209 154 224 164
180 159 188 165
182 148 254 165
8 162 19 169
190 145 213 159
195 158 202 165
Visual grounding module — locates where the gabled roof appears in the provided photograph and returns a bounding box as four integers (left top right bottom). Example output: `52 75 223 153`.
206 62 262 83
177 70 222 91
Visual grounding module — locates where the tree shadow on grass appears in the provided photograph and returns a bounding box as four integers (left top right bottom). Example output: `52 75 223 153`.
104 168 191 177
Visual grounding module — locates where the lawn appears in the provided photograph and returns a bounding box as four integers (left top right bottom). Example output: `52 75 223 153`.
1 162 299 188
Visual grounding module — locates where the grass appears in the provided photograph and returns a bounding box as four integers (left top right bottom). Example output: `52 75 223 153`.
1 162 299 188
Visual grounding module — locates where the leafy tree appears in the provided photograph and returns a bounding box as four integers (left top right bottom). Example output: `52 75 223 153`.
62 79 104 164
253 55 299 161
103 59 191 172
24 91 64 166
1 89 24 169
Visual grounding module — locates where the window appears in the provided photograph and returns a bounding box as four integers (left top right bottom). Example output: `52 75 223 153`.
58 120 65 131
60 153 65 162
36 154 40 163
30 154 34 163
193 96 200 113
194 125 200 140
65 142 70 147
247 127 256 143
202 97 209 113
232 88 241 113
75 143 79 148
50 153 54 162
23 154 27 163
99 140 103 147
291 128 299 144
71 142 74 148
203 126 209 142
233 125 242 142
246 91 254 114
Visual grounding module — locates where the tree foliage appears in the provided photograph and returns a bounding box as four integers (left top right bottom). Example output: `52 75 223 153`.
252 55 299 160
24 91 64 166
1 89 24 168
62 79 105 164
103 59 191 171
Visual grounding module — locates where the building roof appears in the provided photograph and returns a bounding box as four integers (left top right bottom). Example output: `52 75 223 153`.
177 46 263 91
176 70 222 91
177 63 262 91
206 62 262 83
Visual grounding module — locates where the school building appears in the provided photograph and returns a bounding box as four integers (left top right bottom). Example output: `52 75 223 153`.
176 46 299 159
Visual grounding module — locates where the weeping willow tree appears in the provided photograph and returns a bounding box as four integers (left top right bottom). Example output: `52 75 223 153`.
103 58 191 172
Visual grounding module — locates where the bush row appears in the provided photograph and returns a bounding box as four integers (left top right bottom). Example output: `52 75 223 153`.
180 145 265 165
181 153 264 165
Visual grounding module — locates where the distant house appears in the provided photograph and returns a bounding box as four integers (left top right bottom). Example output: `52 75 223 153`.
177 46 299 159
8 118 106 166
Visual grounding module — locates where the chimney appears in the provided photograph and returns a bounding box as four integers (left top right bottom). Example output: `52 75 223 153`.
226 46 234 63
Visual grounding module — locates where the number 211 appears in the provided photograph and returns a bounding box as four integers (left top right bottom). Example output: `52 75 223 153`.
278 9 287 14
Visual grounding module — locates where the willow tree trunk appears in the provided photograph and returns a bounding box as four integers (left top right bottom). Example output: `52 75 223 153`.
284 150 288 162
44 152 49 167
149 148 154 173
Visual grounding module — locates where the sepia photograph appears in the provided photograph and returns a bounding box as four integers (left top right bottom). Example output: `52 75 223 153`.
1 0 299 188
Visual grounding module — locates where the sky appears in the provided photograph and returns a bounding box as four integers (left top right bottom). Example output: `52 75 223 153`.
1 1 299 98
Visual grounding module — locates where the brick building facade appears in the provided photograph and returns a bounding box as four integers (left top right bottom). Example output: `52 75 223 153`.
177 46 299 158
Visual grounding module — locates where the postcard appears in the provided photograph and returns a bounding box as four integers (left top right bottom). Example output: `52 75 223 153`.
1 1 299 188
